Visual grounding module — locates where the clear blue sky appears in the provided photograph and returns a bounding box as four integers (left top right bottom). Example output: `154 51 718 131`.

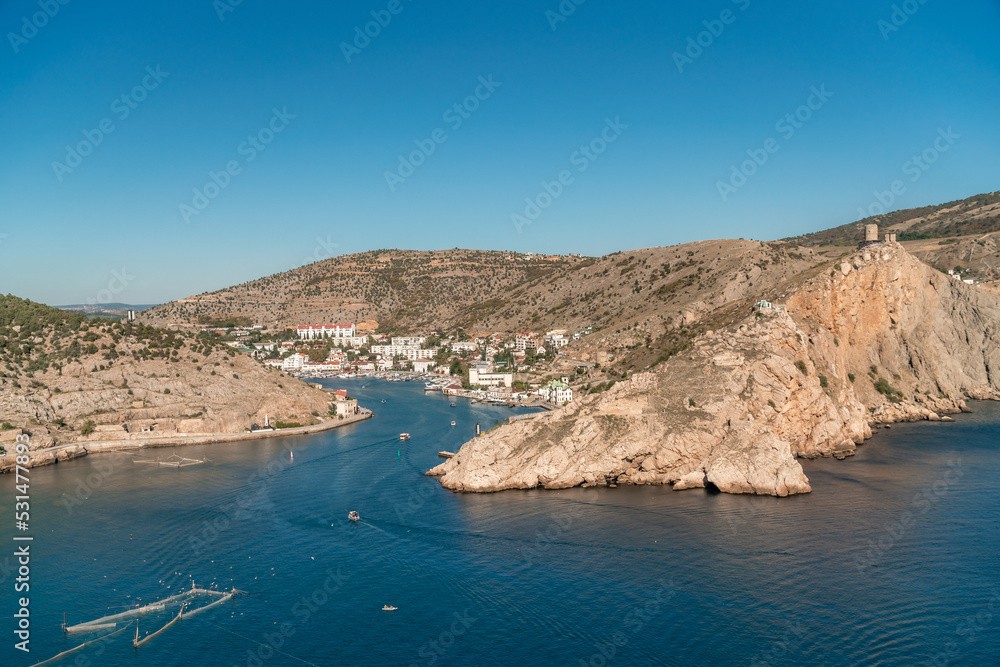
1 0 998 305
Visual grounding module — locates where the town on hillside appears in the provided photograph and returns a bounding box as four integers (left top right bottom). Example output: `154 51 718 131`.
200 322 598 408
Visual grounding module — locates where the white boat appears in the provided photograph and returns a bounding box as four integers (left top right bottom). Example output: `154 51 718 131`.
399 433 410 441
382 605 397 611
450 421 456 426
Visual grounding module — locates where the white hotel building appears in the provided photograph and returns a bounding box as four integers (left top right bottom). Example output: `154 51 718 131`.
297 323 356 340
392 336 426 347
370 345 436 361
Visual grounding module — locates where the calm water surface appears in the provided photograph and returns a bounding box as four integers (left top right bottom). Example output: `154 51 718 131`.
3 381 998 666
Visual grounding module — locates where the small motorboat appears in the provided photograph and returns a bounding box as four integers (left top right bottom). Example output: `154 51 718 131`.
399 433 410 441
348 511 360 522
382 605 397 611
450 403 456 407
450 421 456 426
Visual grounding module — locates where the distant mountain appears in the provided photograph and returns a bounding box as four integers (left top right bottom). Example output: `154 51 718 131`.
57 303 158 312
138 243 822 372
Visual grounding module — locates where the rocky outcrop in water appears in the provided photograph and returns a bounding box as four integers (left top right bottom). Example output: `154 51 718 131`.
429 245 999 496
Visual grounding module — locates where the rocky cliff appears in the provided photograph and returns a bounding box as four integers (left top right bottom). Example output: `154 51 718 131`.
0 298 333 450
429 244 999 496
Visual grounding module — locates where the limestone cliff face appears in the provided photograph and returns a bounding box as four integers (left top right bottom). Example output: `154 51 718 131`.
429 245 998 496
1 345 332 449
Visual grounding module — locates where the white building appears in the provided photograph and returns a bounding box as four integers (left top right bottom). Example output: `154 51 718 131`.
297 323 356 340
469 363 513 388
332 397 358 417
451 341 478 353
326 335 368 348
545 334 570 349
413 360 437 373
282 353 307 371
539 380 573 404
486 386 514 401
370 345 436 360
392 336 426 347
515 333 540 351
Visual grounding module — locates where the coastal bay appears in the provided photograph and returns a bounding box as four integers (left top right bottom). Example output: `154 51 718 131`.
3 380 998 666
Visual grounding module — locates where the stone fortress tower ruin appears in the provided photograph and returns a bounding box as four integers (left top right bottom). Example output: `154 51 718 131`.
858 223 897 249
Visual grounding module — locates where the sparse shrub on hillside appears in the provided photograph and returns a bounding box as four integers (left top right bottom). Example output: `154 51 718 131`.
795 360 808 375
874 377 903 403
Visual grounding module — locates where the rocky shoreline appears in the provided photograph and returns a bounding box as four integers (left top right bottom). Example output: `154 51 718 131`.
428 245 1000 496
0 410 373 473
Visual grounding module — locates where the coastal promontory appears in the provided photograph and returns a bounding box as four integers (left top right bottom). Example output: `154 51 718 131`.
429 243 1000 495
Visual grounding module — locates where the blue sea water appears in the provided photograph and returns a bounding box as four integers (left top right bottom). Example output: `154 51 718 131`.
2 380 999 666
